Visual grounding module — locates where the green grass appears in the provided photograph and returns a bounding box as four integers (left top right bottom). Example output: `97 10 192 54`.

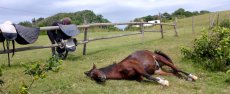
0 10 230 94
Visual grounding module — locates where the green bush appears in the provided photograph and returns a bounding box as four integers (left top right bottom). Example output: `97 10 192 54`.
220 19 230 28
181 27 230 71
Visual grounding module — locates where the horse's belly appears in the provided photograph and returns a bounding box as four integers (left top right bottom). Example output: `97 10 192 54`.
121 68 138 79
143 64 155 75
146 68 155 75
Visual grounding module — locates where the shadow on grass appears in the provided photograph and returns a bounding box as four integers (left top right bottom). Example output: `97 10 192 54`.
66 47 110 61
66 54 82 61
85 48 108 56
89 79 159 87
140 80 159 85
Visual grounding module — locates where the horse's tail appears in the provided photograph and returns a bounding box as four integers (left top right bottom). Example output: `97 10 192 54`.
154 50 173 63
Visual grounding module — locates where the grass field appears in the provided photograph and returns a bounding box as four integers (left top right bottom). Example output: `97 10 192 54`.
0 10 230 94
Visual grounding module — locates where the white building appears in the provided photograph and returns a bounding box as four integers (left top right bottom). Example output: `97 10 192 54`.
132 20 161 27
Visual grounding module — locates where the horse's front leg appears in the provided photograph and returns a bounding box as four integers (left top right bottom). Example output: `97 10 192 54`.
132 65 169 86
47 31 57 56
142 73 169 86
62 50 68 60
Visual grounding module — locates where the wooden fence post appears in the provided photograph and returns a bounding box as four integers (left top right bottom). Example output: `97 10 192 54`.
174 17 178 37
6 41 11 67
159 13 164 38
217 13 220 26
159 12 162 22
140 23 144 43
160 24 164 38
192 16 194 33
83 27 88 55
210 14 216 29
209 14 211 29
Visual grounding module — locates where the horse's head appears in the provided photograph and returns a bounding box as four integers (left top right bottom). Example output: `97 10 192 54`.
61 17 72 25
84 64 106 82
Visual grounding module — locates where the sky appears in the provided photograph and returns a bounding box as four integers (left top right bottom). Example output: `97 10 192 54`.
0 0 229 24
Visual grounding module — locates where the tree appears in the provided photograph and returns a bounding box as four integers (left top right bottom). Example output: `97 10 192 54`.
18 21 33 27
192 11 199 16
133 18 142 22
162 12 172 20
143 15 154 22
36 17 44 22
37 10 112 26
200 10 210 14
172 8 185 16
184 11 193 17
152 15 159 20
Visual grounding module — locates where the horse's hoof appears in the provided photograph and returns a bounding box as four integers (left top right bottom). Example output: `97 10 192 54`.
162 80 169 86
156 77 169 86
187 77 193 81
188 74 198 81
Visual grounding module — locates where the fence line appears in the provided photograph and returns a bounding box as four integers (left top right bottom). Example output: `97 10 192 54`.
174 17 178 37
88 32 142 42
0 41 86 54
40 22 175 31
0 22 177 55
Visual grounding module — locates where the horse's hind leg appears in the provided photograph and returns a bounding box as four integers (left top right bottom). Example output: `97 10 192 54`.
156 57 198 81
155 68 174 76
155 68 185 79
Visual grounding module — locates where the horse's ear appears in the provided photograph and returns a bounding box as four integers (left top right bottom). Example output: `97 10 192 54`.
93 63 96 69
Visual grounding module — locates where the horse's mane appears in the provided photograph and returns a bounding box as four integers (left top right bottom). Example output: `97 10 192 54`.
99 63 117 74
154 50 173 62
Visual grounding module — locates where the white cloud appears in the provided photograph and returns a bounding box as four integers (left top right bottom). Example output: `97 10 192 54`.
53 0 110 7
0 0 229 23
53 0 189 10
115 0 188 9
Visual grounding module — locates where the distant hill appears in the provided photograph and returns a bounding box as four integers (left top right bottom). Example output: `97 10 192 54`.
36 10 110 27
131 8 210 23
125 8 211 30
125 10 230 31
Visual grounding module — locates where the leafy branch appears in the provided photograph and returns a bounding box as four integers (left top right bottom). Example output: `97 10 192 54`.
19 55 62 94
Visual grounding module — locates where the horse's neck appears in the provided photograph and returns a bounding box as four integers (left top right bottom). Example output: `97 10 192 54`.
99 63 117 74
99 63 120 79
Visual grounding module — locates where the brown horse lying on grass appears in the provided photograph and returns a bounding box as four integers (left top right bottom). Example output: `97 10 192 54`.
85 50 198 86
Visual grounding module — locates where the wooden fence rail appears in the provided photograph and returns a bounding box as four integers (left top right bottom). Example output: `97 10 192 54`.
87 32 142 42
0 22 177 55
0 41 86 54
40 22 175 31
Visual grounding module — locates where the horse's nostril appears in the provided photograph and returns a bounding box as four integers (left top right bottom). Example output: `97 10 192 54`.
100 77 106 81
100 79 106 82
95 77 106 82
